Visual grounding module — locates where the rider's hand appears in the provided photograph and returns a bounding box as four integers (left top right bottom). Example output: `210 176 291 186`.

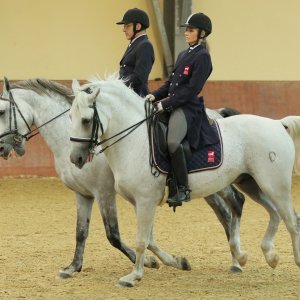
145 94 155 102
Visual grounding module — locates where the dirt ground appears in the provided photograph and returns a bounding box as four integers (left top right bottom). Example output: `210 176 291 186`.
1 177 300 299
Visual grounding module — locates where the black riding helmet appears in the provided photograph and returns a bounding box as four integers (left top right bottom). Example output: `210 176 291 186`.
181 13 212 37
116 8 150 28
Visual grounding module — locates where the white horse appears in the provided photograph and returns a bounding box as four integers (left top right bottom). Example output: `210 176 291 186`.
0 77 254 276
69 76 300 287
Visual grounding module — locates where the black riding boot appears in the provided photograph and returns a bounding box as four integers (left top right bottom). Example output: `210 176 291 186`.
168 145 191 208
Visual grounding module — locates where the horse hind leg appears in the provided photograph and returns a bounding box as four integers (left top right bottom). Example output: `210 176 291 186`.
236 177 281 269
57 193 94 279
147 189 245 273
213 185 248 271
270 194 300 267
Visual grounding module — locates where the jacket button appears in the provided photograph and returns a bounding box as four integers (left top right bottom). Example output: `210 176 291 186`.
175 83 178 86
168 93 170 96
172 72 174 75
123 64 126 67
170 83 172 86
179 74 182 77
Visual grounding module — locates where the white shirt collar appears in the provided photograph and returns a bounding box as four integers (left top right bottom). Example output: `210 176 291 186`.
189 44 200 51
129 33 147 47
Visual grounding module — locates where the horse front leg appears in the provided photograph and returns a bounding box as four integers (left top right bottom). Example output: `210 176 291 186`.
147 226 191 270
118 201 157 288
58 192 93 279
96 192 160 269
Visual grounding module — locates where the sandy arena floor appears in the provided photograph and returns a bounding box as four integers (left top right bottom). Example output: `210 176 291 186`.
1 177 300 299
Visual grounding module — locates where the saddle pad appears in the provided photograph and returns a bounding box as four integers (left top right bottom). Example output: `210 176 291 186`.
151 121 223 174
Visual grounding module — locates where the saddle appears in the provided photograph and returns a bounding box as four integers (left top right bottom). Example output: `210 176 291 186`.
150 112 223 175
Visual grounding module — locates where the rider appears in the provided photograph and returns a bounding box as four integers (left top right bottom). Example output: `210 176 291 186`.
116 8 155 97
146 12 218 207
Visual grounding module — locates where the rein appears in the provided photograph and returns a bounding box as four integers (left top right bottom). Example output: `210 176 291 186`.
70 99 159 156
23 108 70 141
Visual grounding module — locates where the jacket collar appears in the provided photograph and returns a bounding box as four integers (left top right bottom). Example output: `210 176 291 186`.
120 35 148 62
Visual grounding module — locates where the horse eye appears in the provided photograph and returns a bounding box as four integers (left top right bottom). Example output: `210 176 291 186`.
82 118 91 125
0 110 5 117
84 87 93 94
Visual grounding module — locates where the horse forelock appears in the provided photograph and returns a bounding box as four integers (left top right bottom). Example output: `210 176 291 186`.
11 78 74 104
75 91 94 120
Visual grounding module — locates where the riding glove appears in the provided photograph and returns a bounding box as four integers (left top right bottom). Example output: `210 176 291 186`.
145 94 155 102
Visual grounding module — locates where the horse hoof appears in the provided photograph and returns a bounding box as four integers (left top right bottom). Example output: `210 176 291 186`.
117 280 134 288
56 271 72 279
238 252 248 267
145 256 160 269
229 265 243 273
267 253 279 269
176 256 191 271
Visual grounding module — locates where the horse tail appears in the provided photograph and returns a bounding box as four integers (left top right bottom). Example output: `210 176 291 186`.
280 116 300 175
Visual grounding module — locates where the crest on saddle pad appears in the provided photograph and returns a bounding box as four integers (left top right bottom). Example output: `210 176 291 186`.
150 113 223 174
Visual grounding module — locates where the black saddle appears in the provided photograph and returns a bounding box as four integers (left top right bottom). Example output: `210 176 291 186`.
150 112 223 174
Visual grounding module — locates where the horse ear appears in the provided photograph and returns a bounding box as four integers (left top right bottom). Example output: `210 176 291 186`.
3 76 10 93
87 87 100 106
72 79 81 95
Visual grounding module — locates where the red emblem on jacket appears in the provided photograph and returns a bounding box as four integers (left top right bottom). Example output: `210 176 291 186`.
208 150 215 163
183 66 190 75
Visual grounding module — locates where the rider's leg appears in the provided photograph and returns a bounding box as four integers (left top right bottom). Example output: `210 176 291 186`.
167 108 190 206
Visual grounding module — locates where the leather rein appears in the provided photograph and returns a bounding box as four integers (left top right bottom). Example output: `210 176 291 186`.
70 94 158 157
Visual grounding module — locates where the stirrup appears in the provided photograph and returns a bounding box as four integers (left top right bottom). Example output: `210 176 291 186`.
167 188 191 212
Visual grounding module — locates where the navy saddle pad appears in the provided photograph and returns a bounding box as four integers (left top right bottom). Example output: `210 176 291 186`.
151 120 223 174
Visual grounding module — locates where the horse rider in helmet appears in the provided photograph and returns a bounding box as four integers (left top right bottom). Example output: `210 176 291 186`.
146 13 218 209
117 8 155 97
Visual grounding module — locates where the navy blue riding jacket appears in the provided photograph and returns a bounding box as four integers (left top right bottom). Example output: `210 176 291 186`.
119 35 154 97
152 43 218 150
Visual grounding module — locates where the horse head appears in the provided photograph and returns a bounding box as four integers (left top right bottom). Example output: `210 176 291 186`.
70 79 102 169
0 77 32 158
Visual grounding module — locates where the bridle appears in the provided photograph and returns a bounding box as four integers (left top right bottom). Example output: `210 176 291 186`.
70 100 104 154
0 91 32 145
70 95 158 158
0 90 70 144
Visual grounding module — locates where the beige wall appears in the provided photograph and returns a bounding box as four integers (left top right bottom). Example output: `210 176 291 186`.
1 0 299 81
193 0 300 80
0 0 164 80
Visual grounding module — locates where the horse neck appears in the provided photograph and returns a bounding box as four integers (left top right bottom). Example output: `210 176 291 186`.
99 87 149 164
100 86 146 135
13 89 71 157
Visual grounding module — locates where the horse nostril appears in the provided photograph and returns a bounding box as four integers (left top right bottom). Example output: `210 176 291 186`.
78 156 83 165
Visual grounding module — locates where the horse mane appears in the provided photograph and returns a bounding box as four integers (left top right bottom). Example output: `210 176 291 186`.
86 73 144 102
11 78 74 104
281 116 300 175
